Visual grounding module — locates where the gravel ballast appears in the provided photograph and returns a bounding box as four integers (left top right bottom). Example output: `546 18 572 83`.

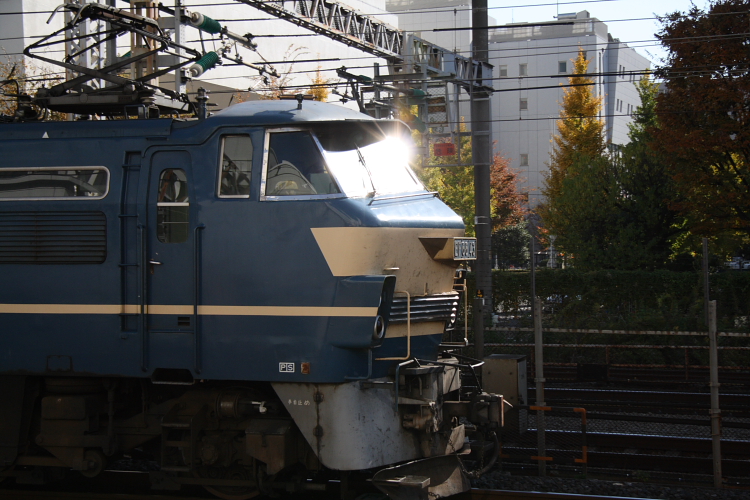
473 472 750 499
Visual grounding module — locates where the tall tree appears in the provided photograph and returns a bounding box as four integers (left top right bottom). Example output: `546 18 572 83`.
540 48 606 208
541 153 619 268
614 75 685 268
540 74 686 270
655 0 750 235
538 48 606 245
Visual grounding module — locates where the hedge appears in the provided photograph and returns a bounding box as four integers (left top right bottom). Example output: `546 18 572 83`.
465 269 750 332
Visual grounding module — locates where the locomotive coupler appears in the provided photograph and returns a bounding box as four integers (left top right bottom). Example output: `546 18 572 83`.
443 392 504 430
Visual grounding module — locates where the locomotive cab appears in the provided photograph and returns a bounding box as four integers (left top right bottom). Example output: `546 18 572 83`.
0 100 501 500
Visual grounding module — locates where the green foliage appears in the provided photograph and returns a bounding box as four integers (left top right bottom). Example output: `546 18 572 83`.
483 268 750 333
418 131 478 234
465 268 750 368
540 73 688 270
544 154 622 269
492 222 530 269
655 0 750 235
615 75 684 266
416 123 527 237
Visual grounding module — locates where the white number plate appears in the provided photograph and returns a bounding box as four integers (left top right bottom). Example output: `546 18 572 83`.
453 238 477 260
279 362 295 373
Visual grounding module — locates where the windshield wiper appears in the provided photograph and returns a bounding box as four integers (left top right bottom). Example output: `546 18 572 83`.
354 143 377 199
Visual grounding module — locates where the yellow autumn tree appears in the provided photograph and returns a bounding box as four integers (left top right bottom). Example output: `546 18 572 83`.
307 65 332 102
539 48 605 217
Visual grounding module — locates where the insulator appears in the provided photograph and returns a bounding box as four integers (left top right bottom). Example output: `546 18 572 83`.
189 51 220 78
190 12 222 35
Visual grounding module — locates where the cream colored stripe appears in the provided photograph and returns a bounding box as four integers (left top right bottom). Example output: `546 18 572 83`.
197 305 377 317
385 322 446 338
0 304 377 317
0 304 127 314
146 305 194 315
122 304 141 314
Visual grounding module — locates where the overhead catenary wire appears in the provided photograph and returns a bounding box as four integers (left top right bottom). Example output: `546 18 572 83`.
1 0 739 136
4 28 747 65
1 4 746 66
2 0 745 104
0 0 623 17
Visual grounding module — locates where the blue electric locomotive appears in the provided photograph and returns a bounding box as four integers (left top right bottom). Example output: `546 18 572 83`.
0 99 501 499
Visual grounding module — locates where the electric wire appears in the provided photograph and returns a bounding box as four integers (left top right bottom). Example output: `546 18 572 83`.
3 25 746 69
2 0 745 101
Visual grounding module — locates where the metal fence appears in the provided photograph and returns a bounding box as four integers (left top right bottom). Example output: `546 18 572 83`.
462 300 750 486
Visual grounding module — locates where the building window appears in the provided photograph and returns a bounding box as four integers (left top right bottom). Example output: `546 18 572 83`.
520 98 528 111
519 63 527 77
499 65 508 77
558 61 567 73
520 154 529 166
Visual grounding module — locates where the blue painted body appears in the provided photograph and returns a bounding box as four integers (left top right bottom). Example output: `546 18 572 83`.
0 101 463 384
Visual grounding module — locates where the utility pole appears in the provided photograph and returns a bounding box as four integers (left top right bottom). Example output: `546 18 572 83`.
708 300 723 488
472 0 493 359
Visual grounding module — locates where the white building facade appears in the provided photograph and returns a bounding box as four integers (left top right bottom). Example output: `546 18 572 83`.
489 11 651 206
386 3 651 208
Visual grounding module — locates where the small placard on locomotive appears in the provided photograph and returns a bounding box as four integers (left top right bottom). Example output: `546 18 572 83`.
419 236 477 262
453 237 477 260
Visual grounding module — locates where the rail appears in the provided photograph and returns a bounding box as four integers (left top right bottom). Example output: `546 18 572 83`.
461 489 663 500
488 326 750 338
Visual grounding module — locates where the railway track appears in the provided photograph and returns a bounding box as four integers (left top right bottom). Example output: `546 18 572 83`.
0 491 205 500
533 387 750 415
498 386 750 482
538 366 750 387
0 489 660 500
463 490 658 500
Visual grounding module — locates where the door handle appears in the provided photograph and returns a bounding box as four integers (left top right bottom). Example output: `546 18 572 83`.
149 260 162 275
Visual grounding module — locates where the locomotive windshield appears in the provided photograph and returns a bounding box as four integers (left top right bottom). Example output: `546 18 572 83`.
315 123 425 198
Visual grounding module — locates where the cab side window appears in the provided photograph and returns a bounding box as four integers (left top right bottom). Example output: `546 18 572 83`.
265 131 340 197
157 168 189 243
219 135 253 197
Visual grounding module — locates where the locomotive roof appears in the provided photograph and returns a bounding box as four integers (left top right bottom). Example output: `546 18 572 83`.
209 100 379 126
0 101 393 141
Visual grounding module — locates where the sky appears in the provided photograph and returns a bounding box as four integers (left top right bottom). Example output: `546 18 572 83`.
486 0 712 65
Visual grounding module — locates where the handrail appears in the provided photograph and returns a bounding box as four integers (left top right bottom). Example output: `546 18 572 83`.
376 290 411 361
453 279 469 346
138 223 148 372
193 224 205 374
